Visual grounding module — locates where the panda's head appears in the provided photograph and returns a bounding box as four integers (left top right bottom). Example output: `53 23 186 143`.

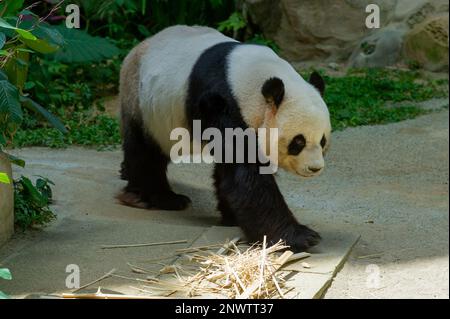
261 72 331 178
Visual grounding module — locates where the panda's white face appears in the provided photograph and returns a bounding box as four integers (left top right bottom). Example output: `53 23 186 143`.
259 74 331 178
226 44 331 177
276 103 331 177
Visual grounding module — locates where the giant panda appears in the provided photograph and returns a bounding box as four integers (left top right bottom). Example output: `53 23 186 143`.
118 25 331 252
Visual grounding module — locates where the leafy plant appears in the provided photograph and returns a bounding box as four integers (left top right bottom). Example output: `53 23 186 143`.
0 171 10 183
318 68 448 130
14 112 121 149
217 11 246 34
50 25 121 63
0 3 67 152
14 175 56 230
0 268 12 299
66 0 234 39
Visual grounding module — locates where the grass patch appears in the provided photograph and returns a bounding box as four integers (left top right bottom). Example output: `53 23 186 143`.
13 112 121 149
322 68 448 130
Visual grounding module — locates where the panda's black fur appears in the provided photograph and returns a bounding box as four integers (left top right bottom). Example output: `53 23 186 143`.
119 26 327 252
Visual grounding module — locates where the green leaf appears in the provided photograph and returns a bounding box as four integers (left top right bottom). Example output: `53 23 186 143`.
0 268 12 280
51 25 121 63
20 96 68 134
0 17 37 41
0 79 22 124
19 24 64 54
0 17 15 30
20 37 58 54
209 0 223 8
6 153 25 167
0 172 10 184
3 50 30 90
0 290 10 299
15 28 36 40
0 32 5 50
217 12 246 33
0 0 25 17
20 176 47 206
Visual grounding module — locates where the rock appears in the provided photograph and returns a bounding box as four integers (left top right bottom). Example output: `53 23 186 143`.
350 28 406 68
403 14 449 71
245 0 396 62
0 153 14 246
244 0 449 69
328 62 340 70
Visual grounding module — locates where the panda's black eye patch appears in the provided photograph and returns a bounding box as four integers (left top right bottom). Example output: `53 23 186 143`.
320 135 327 148
288 134 306 155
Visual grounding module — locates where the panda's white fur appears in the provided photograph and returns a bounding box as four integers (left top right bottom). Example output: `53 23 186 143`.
134 25 331 177
138 26 237 155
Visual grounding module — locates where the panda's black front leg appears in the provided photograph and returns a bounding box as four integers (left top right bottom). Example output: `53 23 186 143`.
196 91 320 251
213 167 238 226
213 163 321 252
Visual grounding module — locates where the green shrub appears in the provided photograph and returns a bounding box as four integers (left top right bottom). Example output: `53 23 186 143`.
0 268 12 299
14 176 56 230
320 68 448 130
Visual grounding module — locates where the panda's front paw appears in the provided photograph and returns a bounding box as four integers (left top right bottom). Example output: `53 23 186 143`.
151 192 191 211
283 224 321 252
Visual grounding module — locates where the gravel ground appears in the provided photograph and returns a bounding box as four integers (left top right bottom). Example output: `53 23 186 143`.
277 109 449 298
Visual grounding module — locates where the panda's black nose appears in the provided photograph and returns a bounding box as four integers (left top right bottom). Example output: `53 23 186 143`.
308 166 322 173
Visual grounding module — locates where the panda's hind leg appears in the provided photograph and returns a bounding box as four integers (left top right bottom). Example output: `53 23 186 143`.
118 118 191 211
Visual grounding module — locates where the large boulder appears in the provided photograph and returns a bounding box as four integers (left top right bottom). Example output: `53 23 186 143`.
244 0 449 70
350 27 407 68
403 14 449 71
0 153 14 246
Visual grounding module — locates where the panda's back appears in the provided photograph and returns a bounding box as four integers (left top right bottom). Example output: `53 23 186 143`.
138 26 237 154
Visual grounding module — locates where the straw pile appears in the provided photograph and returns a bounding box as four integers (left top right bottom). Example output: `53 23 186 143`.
144 237 297 299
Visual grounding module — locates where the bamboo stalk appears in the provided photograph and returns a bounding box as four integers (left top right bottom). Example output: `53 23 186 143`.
72 268 116 293
100 239 188 249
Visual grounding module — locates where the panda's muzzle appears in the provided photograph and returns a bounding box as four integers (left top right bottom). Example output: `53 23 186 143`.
307 166 323 173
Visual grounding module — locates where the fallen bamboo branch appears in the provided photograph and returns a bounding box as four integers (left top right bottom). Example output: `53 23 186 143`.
216 237 241 255
287 252 311 262
100 239 188 249
238 250 293 299
72 268 116 293
175 243 223 254
62 288 167 299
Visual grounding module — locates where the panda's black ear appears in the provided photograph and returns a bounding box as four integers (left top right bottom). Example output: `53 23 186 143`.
309 71 325 96
262 77 285 108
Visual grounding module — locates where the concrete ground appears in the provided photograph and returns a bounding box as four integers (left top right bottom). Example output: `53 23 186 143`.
0 109 448 298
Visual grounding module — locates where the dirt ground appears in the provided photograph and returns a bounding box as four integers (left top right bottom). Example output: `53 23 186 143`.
1 108 448 299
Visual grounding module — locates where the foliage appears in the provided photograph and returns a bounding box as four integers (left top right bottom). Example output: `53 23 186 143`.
0 2 67 151
14 175 56 230
0 171 10 183
14 111 121 149
0 268 12 299
217 11 246 34
50 25 121 63
25 57 121 113
0 1 121 152
320 68 448 130
64 0 234 39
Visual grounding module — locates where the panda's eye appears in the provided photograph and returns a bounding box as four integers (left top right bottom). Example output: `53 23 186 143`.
288 134 306 155
320 135 327 148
